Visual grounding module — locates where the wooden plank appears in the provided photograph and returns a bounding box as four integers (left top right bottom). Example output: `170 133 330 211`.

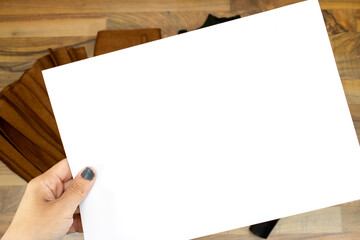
0 162 14 175
300 232 360 240
0 13 105 22
323 9 357 34
330 33 360 84
107 11 242 38
0 37 95 90
0 186 26 236
0 36 95 52
340 199 360 207
230 0 304 16
197 231 329 240
107 9 355 39
0 175 26 186
0 54 51 63
0 69 23 92
0 37 95 63
271 207 342 234
342 80 360 104
207 227 259 237
231 0 360 16
341 200 360 232
349 104 360 141
335 56 360 81
0 212 15 236
0 0 230 15
195 227 261 240
319 0 360 10
0 186 26 212
0 17 106 38
0 61 32 91
196 207 343 240
330 33 360 56
349 104 360 119
232 0 357 33
357 11 360 31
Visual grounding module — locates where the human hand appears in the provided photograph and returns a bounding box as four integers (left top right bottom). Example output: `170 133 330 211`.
2 159 96 240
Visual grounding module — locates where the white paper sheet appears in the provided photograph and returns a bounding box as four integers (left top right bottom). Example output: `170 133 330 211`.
43 0 360 239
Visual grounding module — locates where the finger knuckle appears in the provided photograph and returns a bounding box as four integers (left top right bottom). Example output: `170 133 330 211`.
27 176 41 189
28 178 36 187
68 181 87 198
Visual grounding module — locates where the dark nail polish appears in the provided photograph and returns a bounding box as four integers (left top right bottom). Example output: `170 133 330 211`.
81 167 95 181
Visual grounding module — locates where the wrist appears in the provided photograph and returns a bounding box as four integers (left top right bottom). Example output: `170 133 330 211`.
2 224 35 240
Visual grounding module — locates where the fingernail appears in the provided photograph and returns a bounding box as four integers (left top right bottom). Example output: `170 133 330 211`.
81 167 95 181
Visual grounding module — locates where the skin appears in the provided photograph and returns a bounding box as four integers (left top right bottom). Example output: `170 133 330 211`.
2 159 96 240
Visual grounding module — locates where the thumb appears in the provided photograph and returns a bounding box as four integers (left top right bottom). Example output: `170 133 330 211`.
58 167 96 215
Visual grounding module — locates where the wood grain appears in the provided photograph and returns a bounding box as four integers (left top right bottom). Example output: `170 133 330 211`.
0 0 360 239
107 11 243 38
330 33 360 56
342 80 360 104
231 0 303 15
0 176 26 186
0 0 230 15
231 0 360 11
0 186 26 235
0 17 106 38
336 56 360 80
0 37 96 90
271 207 342 234
0 213 17 234
349 104 360 141
319 0 360 9
323 9 357 34
0 162 13 175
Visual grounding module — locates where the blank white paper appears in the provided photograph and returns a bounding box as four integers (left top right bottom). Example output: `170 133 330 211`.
43 0 360 239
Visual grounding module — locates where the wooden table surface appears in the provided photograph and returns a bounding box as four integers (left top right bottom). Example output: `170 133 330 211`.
1 0 360 239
